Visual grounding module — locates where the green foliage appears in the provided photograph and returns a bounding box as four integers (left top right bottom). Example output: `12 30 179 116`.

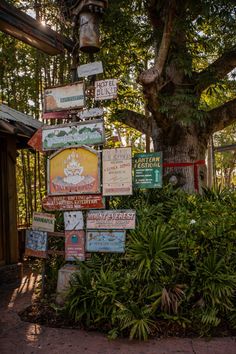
62 187 236 339
127 224 177 281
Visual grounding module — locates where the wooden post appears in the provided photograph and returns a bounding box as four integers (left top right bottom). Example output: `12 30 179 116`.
207 135 215 188
41 258 46 296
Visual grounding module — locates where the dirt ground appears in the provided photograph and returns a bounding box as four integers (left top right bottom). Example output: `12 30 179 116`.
1 267 236 354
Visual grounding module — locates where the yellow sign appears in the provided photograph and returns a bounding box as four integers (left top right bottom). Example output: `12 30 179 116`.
48 147 100 195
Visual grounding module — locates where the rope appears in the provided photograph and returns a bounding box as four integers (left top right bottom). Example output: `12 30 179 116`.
163 160 205 192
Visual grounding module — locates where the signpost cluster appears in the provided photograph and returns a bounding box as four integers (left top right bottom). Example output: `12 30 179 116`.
25 29 163 297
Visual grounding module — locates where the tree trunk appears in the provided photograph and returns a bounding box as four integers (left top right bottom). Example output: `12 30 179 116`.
152 123 207 193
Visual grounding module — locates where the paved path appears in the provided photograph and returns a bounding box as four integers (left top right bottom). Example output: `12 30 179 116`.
1 270 236 354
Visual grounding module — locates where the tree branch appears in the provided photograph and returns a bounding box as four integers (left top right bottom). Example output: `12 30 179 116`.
148 0 163 29
206 98 236 134
115 109 151 135
138 1 176 86
154 0 176 75
195 47 236 93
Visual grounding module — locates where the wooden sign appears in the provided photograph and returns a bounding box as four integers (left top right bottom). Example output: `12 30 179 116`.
32 212 55 232
65 230 85 261
78 107 103 120
86 230 126 253
95 79 118 101
42 119 105 151
42 111 70 120
44 82 84 112
47 146 101 195
28 128 42 152
77 61 103 78
64 211 84 230
134 152 163 189
86 210 136 230
25 230 47 258
102 147 132 196
42 194 105 211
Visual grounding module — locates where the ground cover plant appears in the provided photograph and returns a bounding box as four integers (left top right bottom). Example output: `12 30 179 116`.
59 186 236 340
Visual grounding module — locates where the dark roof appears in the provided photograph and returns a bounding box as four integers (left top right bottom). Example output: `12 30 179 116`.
0 104 42 148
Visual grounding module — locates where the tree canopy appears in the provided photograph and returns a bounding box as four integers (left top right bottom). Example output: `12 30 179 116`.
0 0 236 192
101 0 236 191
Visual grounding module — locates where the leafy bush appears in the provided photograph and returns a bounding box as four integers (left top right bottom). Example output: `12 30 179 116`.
62 186 236 339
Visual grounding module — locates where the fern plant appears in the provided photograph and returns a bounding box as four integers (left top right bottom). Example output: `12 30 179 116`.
113 301 155 340
127 223 178 281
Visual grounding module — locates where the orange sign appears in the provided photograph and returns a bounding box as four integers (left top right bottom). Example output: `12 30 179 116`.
47 146 101 195
27 128 42 152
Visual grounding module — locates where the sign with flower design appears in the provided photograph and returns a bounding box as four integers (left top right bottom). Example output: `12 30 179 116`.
47 146 101 195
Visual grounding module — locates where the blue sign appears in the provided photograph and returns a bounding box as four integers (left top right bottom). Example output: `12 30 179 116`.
25 230 48 258
86 230 126 253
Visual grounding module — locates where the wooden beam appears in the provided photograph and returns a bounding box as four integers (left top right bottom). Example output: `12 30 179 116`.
0 0 74 55
0 120 16 134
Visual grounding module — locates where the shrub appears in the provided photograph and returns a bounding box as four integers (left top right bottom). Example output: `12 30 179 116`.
63 186 236 339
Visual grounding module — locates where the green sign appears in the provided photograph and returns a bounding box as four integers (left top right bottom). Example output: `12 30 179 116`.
134 152 162 189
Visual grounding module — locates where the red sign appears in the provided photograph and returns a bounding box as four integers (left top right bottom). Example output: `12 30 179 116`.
27 128 42 152
65 230 85 261
42 111 70 120
42 194 105 211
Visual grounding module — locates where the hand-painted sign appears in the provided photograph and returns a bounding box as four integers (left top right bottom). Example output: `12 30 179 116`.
77 61 103 78
78 107 103 120
65 230 85 261
42 194 105 211
134 152 163 188
86 230 126 253
28 128 42 152
25 230 47 258
44 82 84 112
64 211 84 230
42 120 105 151
47 146 101 195
32 212 55 232
86 210 136 230
95 79 118 101
102 147 132 196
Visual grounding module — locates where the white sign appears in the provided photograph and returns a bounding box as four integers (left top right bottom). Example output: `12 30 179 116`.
78 107 104 120
87 210 136 229
42 120 105 150
64 211 84 230
32 212 55 232
95 79 118 101
44 82 84 112
102 147 132 196
77 61 103 78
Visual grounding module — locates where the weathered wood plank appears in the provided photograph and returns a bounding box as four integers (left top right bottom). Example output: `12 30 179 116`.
47 232 65 238
47 250 65 256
